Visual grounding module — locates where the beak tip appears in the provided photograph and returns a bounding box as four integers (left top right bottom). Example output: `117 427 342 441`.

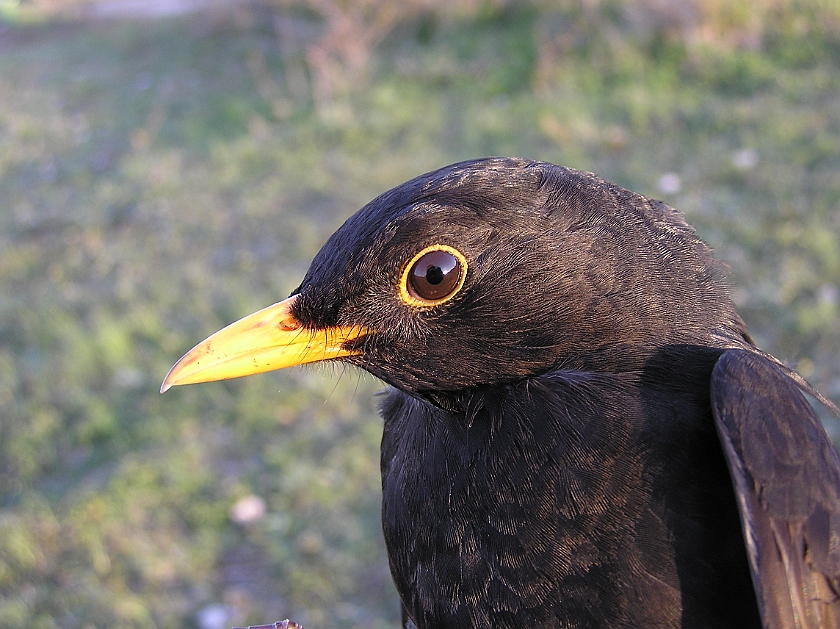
160 364 179 393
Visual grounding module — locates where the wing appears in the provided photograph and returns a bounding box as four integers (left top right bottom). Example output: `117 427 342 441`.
711 349 840 629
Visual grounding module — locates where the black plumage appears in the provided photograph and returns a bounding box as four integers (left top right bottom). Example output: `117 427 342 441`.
163 158 840 629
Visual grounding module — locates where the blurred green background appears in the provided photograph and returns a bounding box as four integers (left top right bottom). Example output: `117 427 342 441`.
1 0 839 627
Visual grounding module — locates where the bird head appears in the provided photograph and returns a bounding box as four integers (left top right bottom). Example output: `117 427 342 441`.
161 158 747 401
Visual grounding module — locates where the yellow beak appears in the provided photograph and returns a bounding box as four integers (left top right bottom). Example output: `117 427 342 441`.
160 295 368 393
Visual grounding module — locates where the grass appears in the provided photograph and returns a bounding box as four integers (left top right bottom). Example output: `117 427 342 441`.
1 1 839 627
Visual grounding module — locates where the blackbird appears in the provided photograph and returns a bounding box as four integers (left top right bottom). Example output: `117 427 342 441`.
162 158 840 629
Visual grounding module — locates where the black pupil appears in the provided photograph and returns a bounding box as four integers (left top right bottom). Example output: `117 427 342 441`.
426 266 444 285
409 250 461 301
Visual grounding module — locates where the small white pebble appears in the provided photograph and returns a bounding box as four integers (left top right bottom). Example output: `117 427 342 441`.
230 495 266 525
197 604 233 629
731 148 759 171
657 173 682 195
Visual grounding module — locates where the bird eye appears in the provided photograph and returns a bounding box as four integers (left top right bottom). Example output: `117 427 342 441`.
400 245 467 307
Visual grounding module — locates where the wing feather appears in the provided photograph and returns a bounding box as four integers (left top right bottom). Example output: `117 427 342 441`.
711 349 840 629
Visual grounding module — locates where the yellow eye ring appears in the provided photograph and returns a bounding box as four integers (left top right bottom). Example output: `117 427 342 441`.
399 244 468 307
